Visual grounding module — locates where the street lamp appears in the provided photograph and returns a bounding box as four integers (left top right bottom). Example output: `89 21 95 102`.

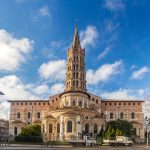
145 116 150 148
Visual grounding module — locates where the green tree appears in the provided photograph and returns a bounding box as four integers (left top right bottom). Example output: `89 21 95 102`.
107 119 135 137
15 124 42 142
20 124 41 136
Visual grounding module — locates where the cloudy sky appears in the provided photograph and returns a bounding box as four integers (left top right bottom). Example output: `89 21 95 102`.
0 0 150 118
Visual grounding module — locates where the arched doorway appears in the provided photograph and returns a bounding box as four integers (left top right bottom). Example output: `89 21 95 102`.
85 124 89 135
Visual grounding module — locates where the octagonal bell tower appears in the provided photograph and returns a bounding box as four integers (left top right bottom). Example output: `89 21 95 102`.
60 24 90 109
65 24 87 92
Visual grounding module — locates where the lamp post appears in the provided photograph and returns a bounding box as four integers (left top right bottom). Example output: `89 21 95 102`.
145 116 150 148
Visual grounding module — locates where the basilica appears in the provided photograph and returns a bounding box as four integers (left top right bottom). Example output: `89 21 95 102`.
9 25 144 141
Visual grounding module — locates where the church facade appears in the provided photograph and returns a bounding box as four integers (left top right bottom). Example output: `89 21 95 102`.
9 25 144 141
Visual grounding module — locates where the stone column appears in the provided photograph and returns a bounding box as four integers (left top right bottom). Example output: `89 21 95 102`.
83 99 84 108
60 116 64 141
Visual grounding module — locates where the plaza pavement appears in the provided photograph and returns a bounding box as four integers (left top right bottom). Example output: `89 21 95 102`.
1 144 150 150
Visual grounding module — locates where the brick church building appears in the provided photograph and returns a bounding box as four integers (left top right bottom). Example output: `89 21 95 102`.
9 25 144 141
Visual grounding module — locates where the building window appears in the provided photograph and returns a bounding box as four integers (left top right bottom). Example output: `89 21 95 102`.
110 113 113 119
14 127 17 135
120 112 123 119
30 103 32 105
73 80 75 87
131 112 135 119
67 121 72 133
128 103 130 105
76 65 78 70
96 99 98 104
73 101 75 106
133 103 135 105
105 103 107 105
28 112 31 119
17 112 20 118
124 103 126 105
37 112 40 118
76 73 78 78
109 103 111 105
76 80 78 87
57 123 60 133
114 103 116 105
49 124 53 133
43 124 45 133
138 103 140 105
119 103 121 105
85 124 89 134
73 72 75 78
79 101 82 107
94 124 98 134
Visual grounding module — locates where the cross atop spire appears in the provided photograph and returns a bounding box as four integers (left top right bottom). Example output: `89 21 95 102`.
72 23 81 49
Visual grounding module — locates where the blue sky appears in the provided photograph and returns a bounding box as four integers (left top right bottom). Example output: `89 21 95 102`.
0 0 150 118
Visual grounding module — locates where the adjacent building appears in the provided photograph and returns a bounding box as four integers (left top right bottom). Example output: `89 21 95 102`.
8 25 145 141
0 119 9 141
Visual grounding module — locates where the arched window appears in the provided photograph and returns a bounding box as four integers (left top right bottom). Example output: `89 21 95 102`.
73 101 76 106
76 56 78 62
85 124 89 134
67 121 72 132
76 73 78 78
73 72 75 78
79 101 82 107
110 112 113 119
76 65 78 70
28 112 31 119
94 124 98 134
17 112 20 118
131 112 135 119
120 112 123 119
37 112 40 118
57 123 60 133
73 65 75 70
76 80 78 87
14 126 17 135
73 80 75 87
49 124 53 133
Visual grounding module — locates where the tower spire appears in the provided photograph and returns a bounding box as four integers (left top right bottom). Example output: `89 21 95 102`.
72 22 81 49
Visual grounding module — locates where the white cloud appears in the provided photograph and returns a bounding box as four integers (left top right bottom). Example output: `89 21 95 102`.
0 75 66 119
104 19 120 33
0 75 39 100
131 66 150 80
50 83 65 95
0 29 33 71
38 6 51 17
102 89 136 100
104 0 125 12
80 25 98 48
98 46 111 59
87 60 123 85
33 84 49 95
39 59 66 82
